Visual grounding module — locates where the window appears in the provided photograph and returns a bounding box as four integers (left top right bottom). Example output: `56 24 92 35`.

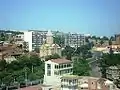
54 71 58 75
47 70 51 76
55 65 58 69
64 64 66 68
47 64 51 69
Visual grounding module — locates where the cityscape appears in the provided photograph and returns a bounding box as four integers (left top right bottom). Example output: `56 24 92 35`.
0 0 120 90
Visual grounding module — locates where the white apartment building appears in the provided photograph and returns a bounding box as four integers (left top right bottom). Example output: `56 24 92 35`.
44 58 73 86
24 30 47 51
65 33 86 48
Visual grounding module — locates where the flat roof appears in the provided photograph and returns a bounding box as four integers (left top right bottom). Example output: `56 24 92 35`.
50 59 72 64
61 75 79 80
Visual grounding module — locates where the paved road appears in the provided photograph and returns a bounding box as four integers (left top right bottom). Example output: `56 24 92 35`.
88 58 101 77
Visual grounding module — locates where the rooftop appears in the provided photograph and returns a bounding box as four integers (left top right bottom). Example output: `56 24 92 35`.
61 75 79 80
50 58 72 64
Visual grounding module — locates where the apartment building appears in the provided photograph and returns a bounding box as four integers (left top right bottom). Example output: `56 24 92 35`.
65 33 86 48
24 30 47 51
43 58 73 86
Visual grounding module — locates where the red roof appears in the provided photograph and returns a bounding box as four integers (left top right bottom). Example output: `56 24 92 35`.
50 58 72 64
20 86 42 90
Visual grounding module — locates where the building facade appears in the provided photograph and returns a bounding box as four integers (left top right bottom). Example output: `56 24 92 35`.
106 66 120 82
61 76 117 90
43 58 73 86
115 34 120 45
24 30 47 51
65 33 86 48
40 31 61 58
61 75 79 90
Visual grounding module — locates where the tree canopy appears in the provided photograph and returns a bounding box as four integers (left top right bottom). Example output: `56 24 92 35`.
0 55 44 85
98 53 120 78
45 53 60 61
73 58 91 76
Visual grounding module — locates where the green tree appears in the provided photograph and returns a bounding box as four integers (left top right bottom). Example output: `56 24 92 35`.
53 35 65 47
45 53 60 61
62 46 75 60
109 40 112 45
0 54 45 85
34 48 40 53
101 36 109 41
73 58 91 76
75 45 92 59
100 40 104 45
0 60 7 71
98 53 120 78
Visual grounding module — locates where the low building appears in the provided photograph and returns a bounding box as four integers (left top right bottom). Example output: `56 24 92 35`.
43 58 73 86
106 66 120 82
61 75 79 90
0 44 23 62
14 34 24 41
61 75 117 90
115 34 120 45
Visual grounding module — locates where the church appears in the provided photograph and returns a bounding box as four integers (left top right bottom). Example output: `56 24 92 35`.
39 30 61 58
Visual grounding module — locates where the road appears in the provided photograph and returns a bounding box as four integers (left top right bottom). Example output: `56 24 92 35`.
88 58 101 77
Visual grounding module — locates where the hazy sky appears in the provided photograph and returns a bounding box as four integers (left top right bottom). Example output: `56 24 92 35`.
0 0 120 36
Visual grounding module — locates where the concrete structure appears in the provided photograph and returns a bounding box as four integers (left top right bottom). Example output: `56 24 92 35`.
40 31 61 58
115 34 120 45
61 75 79 90
14 34 24 41
64 33 86 48
24 30 47 51
19 76 118 90
106 66 120 82
60 75 117 90
92 45 120 54
0 44 23 62
43 58 73 86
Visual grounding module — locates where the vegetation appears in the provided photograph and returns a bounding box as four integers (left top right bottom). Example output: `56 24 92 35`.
98 53 120 78
53 34 65 47
62 46 75 60
73 57 91 76
62 45 92 76
0 55 44 85
0 30 23 41
45 53 60 61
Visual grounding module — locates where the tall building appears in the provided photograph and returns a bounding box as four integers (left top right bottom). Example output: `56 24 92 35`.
24 30 47 51
65 33 86 48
